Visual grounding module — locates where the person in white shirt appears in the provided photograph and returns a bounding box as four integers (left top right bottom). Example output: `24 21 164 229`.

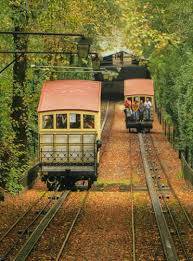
144 98 152 120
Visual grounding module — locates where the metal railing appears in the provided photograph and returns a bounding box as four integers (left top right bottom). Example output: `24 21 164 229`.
39 133 97 166
156 108 175 145
156 107 193 186
181 154 193 185
40 149 96 165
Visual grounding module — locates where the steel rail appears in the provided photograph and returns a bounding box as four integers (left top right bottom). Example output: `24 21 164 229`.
138 133 178 261
137 134 164 259
143 134 191 260
160 194 190 260
14 190 70 261
0 51 98 56
144 135 189 259
0 31 83 37
0 191 47 243
101 100 110 132
129 137 136 261
146 135 192 260
1 185 60 259
0 51 77 55
33 69 102 73
99 101 115 160
2 189 58 260
2 194 52 260
149 134 193 230
56 191 89 261
31 65 95 69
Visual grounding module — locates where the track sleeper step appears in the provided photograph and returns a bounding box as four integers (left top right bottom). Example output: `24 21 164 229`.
17 230 32 236
48 196 60 200
35 210 47 215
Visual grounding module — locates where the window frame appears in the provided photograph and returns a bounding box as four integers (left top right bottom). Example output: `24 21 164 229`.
125 96 154 105
83 114 95 129
40 111 97 131
56 113 68 129
69 112 81 129
42 114 54 129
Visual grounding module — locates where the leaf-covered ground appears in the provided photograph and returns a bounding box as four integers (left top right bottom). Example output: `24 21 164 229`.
0 102 192 260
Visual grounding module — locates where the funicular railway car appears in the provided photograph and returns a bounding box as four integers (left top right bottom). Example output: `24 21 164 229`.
38 80 102 190
124 79 154 132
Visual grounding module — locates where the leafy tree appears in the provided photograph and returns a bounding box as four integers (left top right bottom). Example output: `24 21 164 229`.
139 0 193 160
1 0 193 191
0 0 124 191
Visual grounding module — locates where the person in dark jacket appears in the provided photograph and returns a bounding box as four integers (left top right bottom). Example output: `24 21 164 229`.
139 100 145 121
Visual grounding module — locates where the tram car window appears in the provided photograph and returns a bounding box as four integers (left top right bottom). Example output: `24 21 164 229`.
56 114 67 129
69 113 81 129
37 80 101 190
83 114 95 129
124 79 154 133
42 115 54 129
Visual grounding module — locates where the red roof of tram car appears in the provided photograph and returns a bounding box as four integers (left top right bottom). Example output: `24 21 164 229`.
124 79 154 96
38 80 101 113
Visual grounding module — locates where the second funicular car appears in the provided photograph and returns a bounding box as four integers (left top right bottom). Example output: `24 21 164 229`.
38 80 102 190
124 79 154 132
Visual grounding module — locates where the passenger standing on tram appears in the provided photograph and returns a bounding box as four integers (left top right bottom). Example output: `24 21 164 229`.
124 97 132 109
132 99 139 121
144 98 152 120
139 100 144 121
124 97 133 120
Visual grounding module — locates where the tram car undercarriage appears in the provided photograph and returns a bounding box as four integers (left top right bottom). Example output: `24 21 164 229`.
40 133 100 190
124 107 153 132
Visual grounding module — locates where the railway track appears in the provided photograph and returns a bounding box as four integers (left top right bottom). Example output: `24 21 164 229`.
0 191 47 244
14 189 70 260
0 185 70 260
100 100 115 160
101 100 115 133
129 134 164 260
139 133 193 260
0 191 49 260
101 100 110 131
129 137 136 261
148 134 193 259
55 191 89 260
0 185 90 260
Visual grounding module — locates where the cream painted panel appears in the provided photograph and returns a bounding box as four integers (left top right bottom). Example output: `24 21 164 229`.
69 135 81 143
83 134 95 143
40 134 53 143
55 135 68 144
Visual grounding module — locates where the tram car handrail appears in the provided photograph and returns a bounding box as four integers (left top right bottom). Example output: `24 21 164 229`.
37 80 101 190
124 79 154 132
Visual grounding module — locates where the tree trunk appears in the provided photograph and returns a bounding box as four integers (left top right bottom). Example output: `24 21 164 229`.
11 5 29 162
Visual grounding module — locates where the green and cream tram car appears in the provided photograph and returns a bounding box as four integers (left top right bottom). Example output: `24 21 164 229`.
38 80 101 190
